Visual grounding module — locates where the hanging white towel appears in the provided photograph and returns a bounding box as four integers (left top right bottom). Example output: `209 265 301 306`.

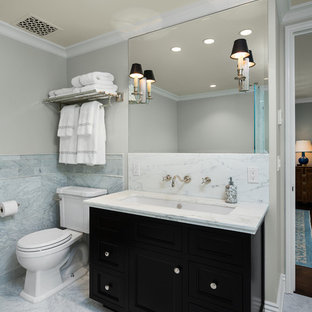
59 105 80 164
80 84 118 94
77 101 106 165
71 72 114 87
77 101 98 136
57 105 77 137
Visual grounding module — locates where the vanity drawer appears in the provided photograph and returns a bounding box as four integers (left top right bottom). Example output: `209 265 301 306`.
189 262 243 311
90 267 127 311
90 208 126 242
133 216 183 252
188 227 246 266
92 240 127 272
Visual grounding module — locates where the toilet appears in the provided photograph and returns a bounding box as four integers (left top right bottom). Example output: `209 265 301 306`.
16 186 107 303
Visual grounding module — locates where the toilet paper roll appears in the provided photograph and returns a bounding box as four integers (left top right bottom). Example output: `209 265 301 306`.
0 200 19 217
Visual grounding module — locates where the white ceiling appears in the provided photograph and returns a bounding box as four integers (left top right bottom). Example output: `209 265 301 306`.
0 0 200 47
296 32 312 99
129 0 268 96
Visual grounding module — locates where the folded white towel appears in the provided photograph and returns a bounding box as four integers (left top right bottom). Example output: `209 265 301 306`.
71 76 82 88
71 72 114 87
81 84 118 94
57 105 77 137
77 101 98 136
59 105 80 164
48 90 56 97
53 87 75 97
77 101 106 165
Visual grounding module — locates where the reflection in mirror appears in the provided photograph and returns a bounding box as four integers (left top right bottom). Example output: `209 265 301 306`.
129 0 268 153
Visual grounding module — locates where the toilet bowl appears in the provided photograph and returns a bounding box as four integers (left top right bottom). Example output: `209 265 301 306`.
16 186 107 303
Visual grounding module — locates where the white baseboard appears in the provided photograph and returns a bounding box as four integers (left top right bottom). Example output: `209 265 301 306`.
264 274 286 312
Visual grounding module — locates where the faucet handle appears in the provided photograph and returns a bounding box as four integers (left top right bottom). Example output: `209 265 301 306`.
163 174 172 182
183 176 192 183
202 177 212 184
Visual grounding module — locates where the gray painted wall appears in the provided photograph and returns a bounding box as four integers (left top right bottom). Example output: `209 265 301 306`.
296 102 312 165
178 92 254 153
66 42 129 155
0 34 67 155
129 92 178 152
296 102 312 141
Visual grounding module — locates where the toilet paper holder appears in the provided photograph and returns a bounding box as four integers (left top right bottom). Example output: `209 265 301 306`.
0 202 20 213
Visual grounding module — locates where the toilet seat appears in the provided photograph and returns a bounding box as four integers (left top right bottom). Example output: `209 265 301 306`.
17 228 72 253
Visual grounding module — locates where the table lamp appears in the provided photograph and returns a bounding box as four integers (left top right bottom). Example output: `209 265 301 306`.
296 140 312 165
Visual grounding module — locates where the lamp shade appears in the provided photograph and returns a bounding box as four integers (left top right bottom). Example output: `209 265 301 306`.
144 70 156 83
230 39 250 60
129 63 143 79
296 140 312 152
247 50 256 67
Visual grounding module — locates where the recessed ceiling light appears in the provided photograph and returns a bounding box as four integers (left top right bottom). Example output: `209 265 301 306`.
264 77 269 81
171 47 181 52
210 84 217 88
240 29 252 36
203 38 215 45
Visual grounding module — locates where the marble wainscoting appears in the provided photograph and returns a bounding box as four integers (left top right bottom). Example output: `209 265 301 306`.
128 153 269 203
0 153 124 286
0 154 67 284
59 154 124 193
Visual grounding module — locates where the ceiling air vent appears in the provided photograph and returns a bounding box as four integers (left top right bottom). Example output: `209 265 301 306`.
16 16 58 37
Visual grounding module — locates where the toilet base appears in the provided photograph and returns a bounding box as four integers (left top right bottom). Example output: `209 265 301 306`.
20 266 88 303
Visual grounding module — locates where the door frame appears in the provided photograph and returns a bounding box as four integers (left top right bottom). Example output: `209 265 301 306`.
285 19 312 293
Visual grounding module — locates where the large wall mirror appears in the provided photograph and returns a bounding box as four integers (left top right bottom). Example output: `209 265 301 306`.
128 0 268 153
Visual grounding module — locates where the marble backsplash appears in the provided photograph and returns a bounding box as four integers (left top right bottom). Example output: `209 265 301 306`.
0 153 124 285
128 153 269 203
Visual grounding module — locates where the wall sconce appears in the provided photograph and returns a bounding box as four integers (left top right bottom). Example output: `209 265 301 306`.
129 63 156 104
144 70 156 100
230 39 252 92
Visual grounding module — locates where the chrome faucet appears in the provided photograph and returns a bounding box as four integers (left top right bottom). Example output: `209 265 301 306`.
171 175 191 187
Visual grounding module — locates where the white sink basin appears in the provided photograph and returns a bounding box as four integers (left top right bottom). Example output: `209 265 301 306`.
118 195 235 215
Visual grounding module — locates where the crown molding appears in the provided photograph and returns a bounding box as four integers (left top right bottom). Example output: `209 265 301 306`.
0 0 254 58
152 86 179 101
277 0 291 23
178 88 253 102
0 20 66 58
296 96 312 104
152 86 254 102
64 0 254 58
283 2 312 25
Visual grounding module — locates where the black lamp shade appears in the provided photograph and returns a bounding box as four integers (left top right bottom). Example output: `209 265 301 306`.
129 63 143 79
246 50 256 67
230 39 250 60
144 70 156 83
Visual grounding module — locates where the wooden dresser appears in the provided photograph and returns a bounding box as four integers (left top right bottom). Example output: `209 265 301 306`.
296 166 312 205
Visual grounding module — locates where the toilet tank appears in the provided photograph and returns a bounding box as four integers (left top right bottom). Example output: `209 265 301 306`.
56 186 107 234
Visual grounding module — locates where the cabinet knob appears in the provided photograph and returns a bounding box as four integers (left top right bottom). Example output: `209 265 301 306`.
210 282 217 290
173 267 181 274
104 284 110 291
104 251 110 257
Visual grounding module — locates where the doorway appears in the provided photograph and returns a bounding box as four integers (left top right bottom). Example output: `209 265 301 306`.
285 20 312 295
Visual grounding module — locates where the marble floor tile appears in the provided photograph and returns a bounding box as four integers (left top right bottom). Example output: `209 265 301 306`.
283 293 312 312
0 273 112 312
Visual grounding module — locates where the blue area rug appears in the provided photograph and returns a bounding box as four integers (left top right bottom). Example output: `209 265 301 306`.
296 209 312 268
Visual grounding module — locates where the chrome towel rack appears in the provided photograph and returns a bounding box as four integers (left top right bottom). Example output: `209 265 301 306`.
43 89 123 109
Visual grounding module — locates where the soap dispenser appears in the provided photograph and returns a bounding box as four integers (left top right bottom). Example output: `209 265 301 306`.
225 177 237 204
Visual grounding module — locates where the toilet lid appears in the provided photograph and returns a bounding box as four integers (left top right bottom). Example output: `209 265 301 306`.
17 228 72 252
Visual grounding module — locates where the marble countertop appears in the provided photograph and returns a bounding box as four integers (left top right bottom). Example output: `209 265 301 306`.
84 190 268 235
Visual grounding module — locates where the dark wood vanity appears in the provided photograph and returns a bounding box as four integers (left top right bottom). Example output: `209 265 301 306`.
89 207 264 312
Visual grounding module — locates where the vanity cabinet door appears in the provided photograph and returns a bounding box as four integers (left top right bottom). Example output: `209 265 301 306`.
129 248 183 312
